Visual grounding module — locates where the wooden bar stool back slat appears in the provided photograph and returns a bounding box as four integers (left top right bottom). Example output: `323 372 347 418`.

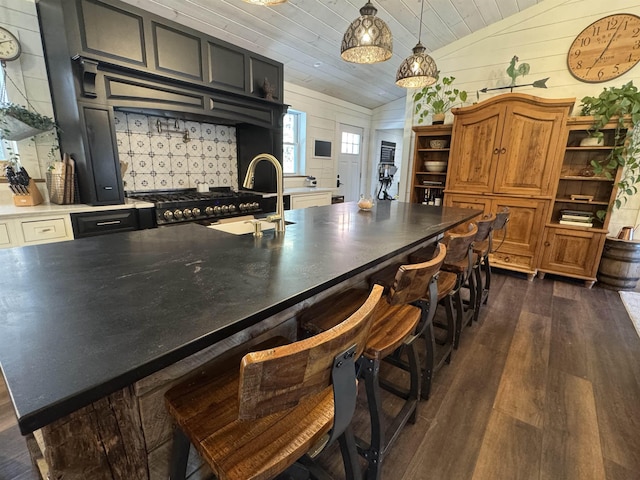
165 284 384 480
298 246 446 480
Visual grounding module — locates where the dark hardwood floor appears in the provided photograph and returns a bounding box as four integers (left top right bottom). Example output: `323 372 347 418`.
2 270 640 480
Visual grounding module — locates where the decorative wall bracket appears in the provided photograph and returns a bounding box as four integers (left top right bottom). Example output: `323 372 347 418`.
72 56 99 98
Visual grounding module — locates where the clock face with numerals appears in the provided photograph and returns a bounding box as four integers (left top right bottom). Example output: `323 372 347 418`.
567 13 640 83
0 27 21 62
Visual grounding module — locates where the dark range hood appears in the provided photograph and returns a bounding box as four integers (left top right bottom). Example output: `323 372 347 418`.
37 0 288 205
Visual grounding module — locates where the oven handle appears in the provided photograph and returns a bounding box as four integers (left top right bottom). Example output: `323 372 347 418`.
96 220 122 226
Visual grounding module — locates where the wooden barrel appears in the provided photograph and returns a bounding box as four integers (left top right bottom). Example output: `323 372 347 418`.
597 237 640 290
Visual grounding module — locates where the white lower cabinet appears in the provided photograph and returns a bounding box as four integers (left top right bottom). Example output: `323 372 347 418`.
0 221 17 248
289 192 332 210
0 215 74 249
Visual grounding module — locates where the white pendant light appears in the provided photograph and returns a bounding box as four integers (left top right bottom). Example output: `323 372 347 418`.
395 0 438 88
341 1 393 64
242 0 287 5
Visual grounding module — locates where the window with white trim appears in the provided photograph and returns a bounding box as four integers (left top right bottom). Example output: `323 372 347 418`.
282 109 305 174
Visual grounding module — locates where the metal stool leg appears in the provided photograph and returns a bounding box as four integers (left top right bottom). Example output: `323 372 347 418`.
338 426 363 480
483 254 492 304
362 357 383 480
474 262 483 322
169 426 190 480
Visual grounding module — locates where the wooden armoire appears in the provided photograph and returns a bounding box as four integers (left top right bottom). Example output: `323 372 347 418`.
443 94 575 280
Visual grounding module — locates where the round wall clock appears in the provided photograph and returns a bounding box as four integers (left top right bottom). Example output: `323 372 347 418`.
567 13 640 83
0 27 21 62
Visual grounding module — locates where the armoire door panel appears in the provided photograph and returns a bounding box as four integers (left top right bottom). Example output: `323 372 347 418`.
493 104 566 196
448 103 504 193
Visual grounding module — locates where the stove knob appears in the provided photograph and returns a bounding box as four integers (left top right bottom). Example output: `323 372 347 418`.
163 210 174 220
222 205 230 213
192 207 201 217
252 202 260 209
183 208 192 218
239 203 246 210
228 204 236 212
205 206 214 216
173 209 184 220
213 206 222 214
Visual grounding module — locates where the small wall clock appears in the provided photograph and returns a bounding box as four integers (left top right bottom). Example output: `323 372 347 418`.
567 13 640 83
0 27 21 62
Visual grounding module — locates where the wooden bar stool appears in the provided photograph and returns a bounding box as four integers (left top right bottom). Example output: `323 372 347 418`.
165 284 383 480
411 223 477 349
483 207 510 302
469 213 496 322
366 243 450 401
298 248 446 480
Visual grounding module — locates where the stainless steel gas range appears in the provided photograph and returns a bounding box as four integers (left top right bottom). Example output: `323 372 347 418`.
126 188 268 226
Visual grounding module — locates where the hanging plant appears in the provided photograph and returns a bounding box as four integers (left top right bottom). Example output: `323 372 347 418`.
0 102 56 142
580 81 640 219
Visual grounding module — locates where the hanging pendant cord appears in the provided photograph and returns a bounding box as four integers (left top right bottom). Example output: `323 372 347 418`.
417 0 424 43
1 62 41 114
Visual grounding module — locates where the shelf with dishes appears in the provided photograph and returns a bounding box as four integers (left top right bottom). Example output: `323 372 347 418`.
411 124 452 204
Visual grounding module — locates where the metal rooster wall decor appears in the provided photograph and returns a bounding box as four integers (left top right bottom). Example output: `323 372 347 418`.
477 56 549 98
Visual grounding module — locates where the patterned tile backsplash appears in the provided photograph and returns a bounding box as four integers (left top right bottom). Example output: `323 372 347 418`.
114 111 238 192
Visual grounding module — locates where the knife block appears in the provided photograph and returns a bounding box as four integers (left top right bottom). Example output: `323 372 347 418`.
12 179 44 207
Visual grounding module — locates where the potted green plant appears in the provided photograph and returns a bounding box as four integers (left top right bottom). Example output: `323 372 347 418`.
0 102 56 142
413 75 468 125
579 81 640 219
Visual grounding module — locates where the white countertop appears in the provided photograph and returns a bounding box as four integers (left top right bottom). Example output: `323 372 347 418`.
258 187 337 198
0 198 154 220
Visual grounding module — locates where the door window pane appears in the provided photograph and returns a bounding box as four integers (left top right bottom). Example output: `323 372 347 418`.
341 132 360 155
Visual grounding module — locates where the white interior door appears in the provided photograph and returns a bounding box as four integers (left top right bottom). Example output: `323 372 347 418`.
337 124 363 202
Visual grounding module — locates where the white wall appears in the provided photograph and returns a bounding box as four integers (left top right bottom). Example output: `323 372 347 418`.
0 0 57 179
398 0 640 236
284 81 373 191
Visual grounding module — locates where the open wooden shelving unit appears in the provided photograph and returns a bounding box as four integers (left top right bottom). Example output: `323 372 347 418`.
410 124 452 204
538 116 624 287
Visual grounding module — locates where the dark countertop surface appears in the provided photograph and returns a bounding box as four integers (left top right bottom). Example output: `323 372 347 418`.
0 202 478 434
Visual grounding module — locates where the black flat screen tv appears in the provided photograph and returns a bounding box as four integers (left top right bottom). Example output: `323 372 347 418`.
313 140 332 158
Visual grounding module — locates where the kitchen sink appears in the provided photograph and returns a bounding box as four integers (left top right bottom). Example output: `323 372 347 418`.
207 216 293 235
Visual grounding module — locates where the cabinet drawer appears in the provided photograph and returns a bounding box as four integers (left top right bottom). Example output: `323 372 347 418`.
490 251 535 270
290 193 331 210
71 210 139 238
21 218 70 243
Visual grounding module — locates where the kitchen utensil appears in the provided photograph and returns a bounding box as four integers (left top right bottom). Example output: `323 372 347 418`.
618 226 638 241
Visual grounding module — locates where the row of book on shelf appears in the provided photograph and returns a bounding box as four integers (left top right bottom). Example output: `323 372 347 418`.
559 209 593 228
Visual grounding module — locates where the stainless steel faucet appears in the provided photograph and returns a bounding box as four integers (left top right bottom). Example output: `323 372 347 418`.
242 153 285 232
